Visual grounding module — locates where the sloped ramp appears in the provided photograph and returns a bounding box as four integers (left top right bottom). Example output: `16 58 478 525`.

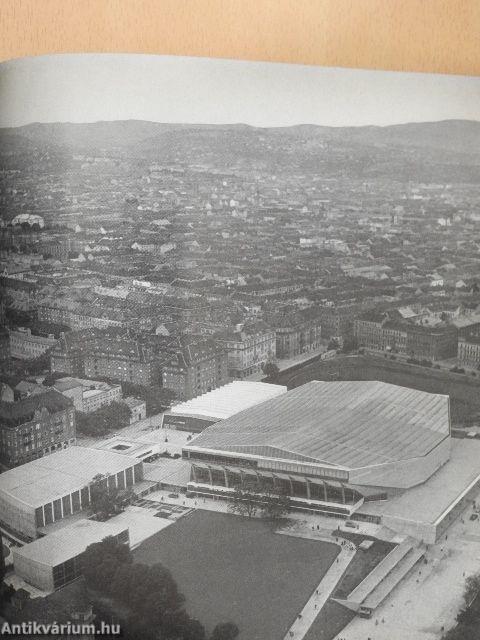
361 546 424 610
347 538 414 607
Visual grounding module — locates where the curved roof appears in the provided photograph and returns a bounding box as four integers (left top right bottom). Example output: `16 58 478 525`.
185 381 450 470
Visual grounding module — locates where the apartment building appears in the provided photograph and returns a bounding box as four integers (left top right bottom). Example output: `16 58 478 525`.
9 327 57 360
0 390 76 467
215 323 276 379
162 338 228 400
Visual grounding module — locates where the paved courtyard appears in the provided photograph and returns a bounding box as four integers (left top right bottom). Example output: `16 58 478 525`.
332 494 480 640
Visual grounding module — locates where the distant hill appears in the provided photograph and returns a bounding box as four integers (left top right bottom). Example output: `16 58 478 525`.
1 119 479 183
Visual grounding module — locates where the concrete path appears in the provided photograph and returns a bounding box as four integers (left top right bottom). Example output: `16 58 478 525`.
283 543 356 640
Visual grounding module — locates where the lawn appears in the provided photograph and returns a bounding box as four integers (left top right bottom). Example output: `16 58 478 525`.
331 533 395 598
134 510 340 640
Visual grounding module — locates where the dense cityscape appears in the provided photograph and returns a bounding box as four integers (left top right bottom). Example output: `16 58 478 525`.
1 117 480 640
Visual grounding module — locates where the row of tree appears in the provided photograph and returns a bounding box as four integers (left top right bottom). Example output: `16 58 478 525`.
121 381 176 416
81 537 239 640
228 479 291 520
89 473 134 520
443 573 480 639
75 401 132 437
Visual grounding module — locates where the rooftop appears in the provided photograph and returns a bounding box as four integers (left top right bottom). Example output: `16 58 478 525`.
0 390 72 426
186 381 450 470
13 519 129 566
357 438 480 525
0 446 139 507
169 381 287 421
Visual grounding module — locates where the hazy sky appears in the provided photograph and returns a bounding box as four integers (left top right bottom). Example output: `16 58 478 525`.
0 54 479 128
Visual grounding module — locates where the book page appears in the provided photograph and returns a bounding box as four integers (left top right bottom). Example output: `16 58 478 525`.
0 53 480 640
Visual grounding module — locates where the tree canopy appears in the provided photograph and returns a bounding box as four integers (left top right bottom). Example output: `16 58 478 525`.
76 401 131 437
81 537 238 640
121 381 176 416
89 473 134 519
262 361 280 380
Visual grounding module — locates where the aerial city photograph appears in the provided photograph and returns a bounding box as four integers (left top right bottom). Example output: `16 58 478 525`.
0 53 480 640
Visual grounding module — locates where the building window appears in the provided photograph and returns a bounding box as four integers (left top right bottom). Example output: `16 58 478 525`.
62 495 72 516
72 491 81 513
44 502 53 525
35 507 45 528
53 499 62 520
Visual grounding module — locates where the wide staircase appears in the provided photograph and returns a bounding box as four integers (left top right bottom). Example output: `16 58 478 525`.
336 537 425 617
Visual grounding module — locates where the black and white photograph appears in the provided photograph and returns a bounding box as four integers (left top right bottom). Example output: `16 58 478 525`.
0 52 480 640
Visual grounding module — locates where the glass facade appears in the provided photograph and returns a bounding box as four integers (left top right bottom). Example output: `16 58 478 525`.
186 450 348 481
44 503 53 525
51 529 130 589
81 486 89 506
72 491 81 513
190 463 362 506
32 463 139 532
62 495 72 516
117 471 126 489
53 499 62 520
35 507 44 528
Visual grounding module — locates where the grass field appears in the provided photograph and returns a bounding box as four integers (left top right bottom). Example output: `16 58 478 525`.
133 510 340 640
303 601 355 640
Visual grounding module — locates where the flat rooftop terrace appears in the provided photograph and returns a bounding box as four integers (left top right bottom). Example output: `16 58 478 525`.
13 519 128 566
357 439 480 526
0 446 139 508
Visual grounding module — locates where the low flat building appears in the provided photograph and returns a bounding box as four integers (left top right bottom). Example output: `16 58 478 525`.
13 519 129 591
123 396 147 424
0 447 143 539
53 377 122 413
163 381 287 432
